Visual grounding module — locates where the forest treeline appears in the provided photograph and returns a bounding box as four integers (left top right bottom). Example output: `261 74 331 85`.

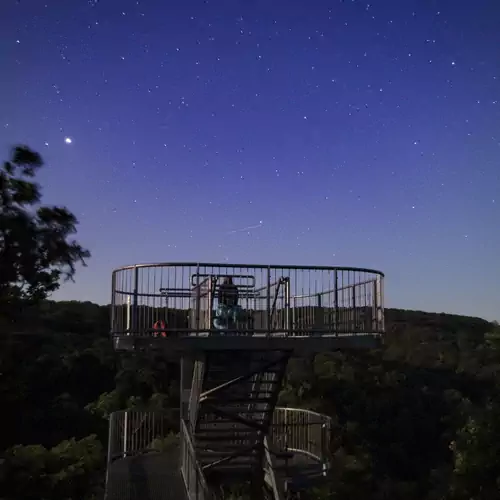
1 301 499 500
1 146 499 499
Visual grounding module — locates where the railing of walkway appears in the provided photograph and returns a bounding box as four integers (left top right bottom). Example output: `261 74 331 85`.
270 407 332 467
180 419 210 500
107 407 332 468
106 410 211 499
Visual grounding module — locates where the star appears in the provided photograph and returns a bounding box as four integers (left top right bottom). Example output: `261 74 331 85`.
1 0 497 321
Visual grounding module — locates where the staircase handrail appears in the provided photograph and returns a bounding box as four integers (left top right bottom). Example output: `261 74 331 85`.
180 419 211 500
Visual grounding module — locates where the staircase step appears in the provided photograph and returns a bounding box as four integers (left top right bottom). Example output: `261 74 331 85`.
210 408 274 414
197 420 269 429
195 433 258 441
199 410 272 417
206 369 282 375
204 389 277 394
202 406 273 413
206 374 281 379
197 412 274 422
198 450 259 459
197 423 268 432
199 407 273 412
196 425 260 433
202 394 277 401
197 420 259 426
202 397 273 404
202 400 272 406
196 442 259 451
203 382 280 390
201 462 261 472
196 438 259 445
206 376 279 379
197 445 259 454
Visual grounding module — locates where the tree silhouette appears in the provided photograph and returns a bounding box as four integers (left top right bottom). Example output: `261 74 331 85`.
0 145 90 316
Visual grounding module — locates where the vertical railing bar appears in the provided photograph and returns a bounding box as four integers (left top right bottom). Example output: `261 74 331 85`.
123 411 128 458
266 266 271 335
131 266 138 334
110 271 116 334
334 270 339 335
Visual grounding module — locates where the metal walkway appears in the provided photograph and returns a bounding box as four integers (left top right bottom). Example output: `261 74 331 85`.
106 452 184 500
105 448 326 500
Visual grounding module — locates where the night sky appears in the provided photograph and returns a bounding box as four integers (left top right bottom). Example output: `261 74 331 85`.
1 0 499 320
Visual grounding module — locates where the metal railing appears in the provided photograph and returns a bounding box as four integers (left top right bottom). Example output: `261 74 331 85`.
111 262 384 338
107 410 175 463
270 408 331 468
107 407 332 469
180 419 211 500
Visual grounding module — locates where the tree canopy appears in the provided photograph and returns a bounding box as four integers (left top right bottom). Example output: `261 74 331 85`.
1 304 499 499
0 145 90 318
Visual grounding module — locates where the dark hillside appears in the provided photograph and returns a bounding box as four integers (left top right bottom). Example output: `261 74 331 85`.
1 301 499 499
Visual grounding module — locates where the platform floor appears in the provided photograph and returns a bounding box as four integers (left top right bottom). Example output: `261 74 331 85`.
273 450 327 485
114 332 381 354
105 448 325 500
105 452 185 500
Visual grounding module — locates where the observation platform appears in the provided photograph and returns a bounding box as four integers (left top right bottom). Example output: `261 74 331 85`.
110 262 385 355
106 262 385 499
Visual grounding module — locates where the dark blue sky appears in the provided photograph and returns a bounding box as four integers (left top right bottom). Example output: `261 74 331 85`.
1 0 499 320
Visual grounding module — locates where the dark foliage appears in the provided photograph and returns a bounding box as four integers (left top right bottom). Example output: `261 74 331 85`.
0 145 90 321
1 303 499 499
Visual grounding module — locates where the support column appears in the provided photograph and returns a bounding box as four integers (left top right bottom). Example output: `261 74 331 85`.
180 356 194 423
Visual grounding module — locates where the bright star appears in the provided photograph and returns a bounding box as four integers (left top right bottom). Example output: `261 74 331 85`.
64 137 72 144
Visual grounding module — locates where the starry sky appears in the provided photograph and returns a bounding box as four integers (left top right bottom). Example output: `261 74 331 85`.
1 0 499 321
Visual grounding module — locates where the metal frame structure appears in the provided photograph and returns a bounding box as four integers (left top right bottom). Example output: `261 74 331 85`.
107 408 332 497
105 262 385 499
107 408 332 469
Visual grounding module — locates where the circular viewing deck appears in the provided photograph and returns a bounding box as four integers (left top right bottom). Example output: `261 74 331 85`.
110 262 385 353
